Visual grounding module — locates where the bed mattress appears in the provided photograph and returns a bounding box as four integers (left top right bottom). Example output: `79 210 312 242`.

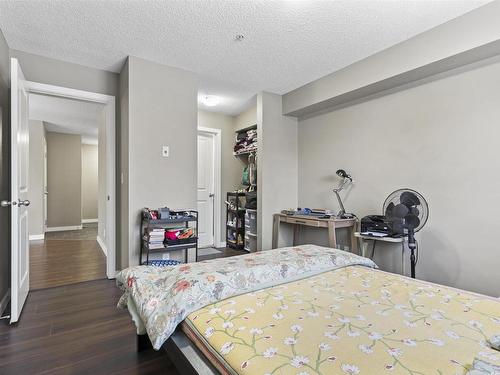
184 266 500 375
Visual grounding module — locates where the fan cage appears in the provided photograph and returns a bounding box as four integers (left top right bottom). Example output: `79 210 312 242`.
383 188 429 232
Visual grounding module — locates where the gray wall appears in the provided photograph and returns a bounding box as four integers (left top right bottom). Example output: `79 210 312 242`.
81 144 98 220
28 120 45 236
118 59 129 269
283 1 500 117
10 50 118 97
297 59 500 297
97 111 107 244
12 49 121 268
0 29 10 306
46 132 82 228
234 103 257 132
124 56 198 266
198 110 244 242
257 92 298 250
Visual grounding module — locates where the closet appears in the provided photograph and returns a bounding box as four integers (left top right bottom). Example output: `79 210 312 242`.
226 124 258 252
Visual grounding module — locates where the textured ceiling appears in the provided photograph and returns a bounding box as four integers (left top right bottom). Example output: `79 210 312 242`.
1 1 489 115
29 94 104 145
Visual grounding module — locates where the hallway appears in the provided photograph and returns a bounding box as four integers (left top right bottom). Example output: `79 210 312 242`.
30 224 106 290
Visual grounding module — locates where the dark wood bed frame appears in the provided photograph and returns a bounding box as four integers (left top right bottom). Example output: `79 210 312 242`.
138 331 219 375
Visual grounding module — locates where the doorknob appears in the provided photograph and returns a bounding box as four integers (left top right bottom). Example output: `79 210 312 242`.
17 199 30 207
1 200 17 207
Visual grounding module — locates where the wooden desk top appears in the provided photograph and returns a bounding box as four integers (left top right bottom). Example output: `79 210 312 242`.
274 213 356 228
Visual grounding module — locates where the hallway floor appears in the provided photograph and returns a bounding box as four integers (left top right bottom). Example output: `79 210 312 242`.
45 222 98 240
30 224 106 290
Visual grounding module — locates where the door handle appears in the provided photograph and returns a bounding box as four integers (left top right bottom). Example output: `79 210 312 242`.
1 200 17 207
17 199 30 207
209 193 215 198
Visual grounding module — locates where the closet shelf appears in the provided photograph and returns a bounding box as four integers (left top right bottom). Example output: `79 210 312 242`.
233 147 257 156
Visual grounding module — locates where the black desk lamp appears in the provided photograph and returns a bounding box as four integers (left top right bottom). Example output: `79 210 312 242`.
333 169 354 219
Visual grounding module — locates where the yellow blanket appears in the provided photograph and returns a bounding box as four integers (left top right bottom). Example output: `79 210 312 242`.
186 266 500 374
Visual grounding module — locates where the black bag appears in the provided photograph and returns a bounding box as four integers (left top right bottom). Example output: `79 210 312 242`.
245 191 257 209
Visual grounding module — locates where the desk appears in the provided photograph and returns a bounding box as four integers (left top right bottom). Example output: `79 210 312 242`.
272 214 357 253
354 232 407 275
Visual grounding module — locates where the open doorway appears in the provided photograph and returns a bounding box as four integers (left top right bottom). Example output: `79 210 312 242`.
28 94 106 289
23 84 115 294
197 127 221 255
8 59 115 322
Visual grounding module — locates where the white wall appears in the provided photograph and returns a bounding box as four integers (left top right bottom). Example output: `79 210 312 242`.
28 120 45 237
297 59 500 297
123 56 198 266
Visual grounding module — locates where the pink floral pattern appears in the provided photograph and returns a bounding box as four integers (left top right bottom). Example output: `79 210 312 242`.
116 245 376 349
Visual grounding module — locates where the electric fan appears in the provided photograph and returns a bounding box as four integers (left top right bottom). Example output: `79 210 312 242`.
383 189 429 278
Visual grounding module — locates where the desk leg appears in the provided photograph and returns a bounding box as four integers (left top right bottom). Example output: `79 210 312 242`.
350 225 358 255
272 215 280 249
293 225 300 247
360 238 368 258
401 241 406 276
327 221 337 249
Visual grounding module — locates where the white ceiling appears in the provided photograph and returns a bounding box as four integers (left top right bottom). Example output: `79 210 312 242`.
29 94 104 145
0 1 490 115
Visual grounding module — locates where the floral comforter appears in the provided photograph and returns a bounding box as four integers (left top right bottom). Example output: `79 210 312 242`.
185 266 500 375
116 245 376 349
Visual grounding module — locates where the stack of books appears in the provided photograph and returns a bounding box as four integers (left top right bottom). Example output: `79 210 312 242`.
145 228 165 249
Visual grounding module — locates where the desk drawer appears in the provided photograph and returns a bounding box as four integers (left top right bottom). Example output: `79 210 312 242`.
285 217 321 227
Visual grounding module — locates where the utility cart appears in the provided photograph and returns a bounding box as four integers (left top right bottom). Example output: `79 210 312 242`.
140 209 198 265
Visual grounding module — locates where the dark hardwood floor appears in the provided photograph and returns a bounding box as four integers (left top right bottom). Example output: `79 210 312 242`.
30 239 107 290
1 247 246 374
0 279 176 375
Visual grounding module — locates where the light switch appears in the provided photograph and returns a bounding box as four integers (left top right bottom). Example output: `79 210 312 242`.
162 145 169 157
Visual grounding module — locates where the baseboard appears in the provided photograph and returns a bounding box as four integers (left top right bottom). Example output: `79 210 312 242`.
96 235 107 257
45 225 82 232
29 233 45 241
0 288 10 317
82 218 98 224
217 241 226 248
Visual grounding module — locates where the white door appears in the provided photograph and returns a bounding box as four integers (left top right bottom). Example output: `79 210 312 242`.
43 136 47 229
197 132 215 248
10 58 30 323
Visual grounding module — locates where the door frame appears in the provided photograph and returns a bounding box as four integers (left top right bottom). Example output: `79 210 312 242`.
197 127 222 248
25 80 116 279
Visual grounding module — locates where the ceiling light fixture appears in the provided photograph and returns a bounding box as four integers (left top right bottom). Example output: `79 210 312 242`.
201 95 220 107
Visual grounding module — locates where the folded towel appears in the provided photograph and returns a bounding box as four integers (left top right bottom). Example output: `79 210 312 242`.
466 358 500 375
489 335 500 351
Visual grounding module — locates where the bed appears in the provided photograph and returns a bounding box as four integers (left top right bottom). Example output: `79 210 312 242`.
116 245 500 375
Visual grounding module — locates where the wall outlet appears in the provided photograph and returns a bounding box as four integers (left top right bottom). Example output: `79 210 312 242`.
162 253 170 260
162 145 170 157
344 245 350 252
